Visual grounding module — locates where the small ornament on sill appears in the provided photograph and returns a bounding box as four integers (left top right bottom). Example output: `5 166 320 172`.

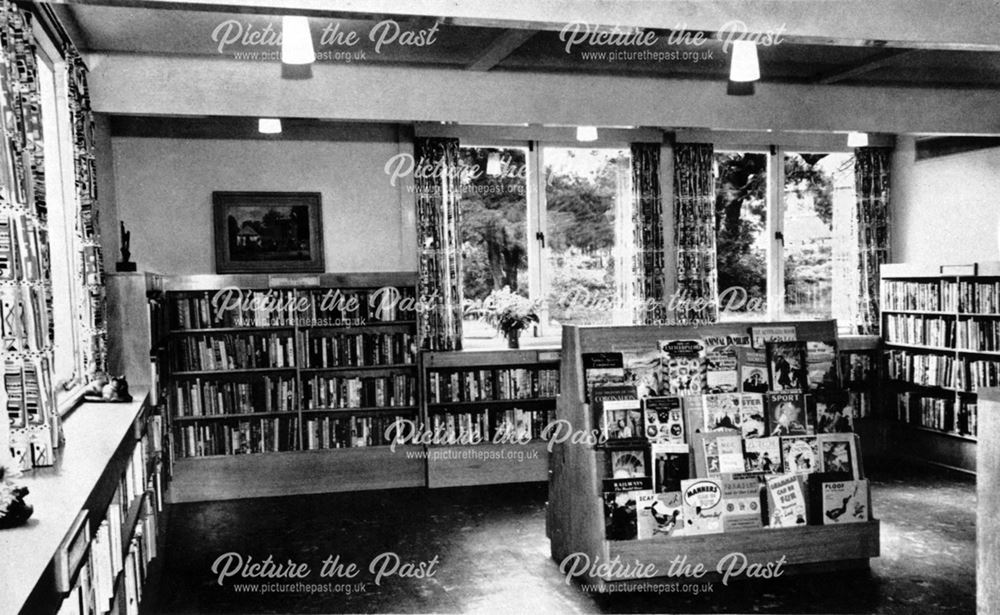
116 220 137 272
0 465 33 530
82 372 133 403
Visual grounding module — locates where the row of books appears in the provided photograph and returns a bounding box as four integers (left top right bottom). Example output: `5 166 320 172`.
303 413 416 449
170 286 417 330
171 377 297 417
426 408 552 444
895 392 978 437
302 330 416 368
303 374 417 409
958 281 1000 314
174 417 300 458
425 367 559 404
956 318 1000 352
884 314 954 347
171 333 296 371
887 349 1000 392
882 279 957 312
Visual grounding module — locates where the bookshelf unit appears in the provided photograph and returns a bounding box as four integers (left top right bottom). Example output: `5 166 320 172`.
879 262 999 473
162 273 425 503
546 321 880 585
419 349 560 488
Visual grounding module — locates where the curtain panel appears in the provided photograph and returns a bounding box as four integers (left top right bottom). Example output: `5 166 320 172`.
854 147 891 335
673 143 719 323
629 143 667 324
414 137 463 351
65 49 107 375
0 2 57 466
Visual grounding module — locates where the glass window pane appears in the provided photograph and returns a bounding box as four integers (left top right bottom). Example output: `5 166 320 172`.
457 146 528 342
543 147 631 332
715 152 768 320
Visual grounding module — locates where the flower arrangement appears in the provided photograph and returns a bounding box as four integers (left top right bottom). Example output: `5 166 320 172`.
483 287 540 348
0 463 32 529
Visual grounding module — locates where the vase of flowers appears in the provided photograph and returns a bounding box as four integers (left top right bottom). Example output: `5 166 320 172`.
484 287 540 349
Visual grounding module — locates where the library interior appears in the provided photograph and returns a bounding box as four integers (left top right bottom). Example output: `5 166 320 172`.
0 1 997 614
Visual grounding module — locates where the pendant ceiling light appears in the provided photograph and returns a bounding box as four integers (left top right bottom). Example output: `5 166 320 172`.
576 126 598 142
258 118 282 134
281 16 315 79
847 131 869 147
727 40 760 96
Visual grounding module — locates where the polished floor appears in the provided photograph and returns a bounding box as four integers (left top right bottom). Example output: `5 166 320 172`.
148 460 975 614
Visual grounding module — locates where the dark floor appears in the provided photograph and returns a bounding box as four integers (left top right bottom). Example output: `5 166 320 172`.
148 460 975 615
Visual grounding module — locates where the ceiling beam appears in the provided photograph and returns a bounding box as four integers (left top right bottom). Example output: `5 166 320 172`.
44 0 1000 51
467 29 536 71
814 49 922 85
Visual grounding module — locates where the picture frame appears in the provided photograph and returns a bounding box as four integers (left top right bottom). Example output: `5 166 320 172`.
213 191 325 273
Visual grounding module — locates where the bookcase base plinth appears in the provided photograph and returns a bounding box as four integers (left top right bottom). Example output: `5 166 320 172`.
426 441 550 488
168 446 426 503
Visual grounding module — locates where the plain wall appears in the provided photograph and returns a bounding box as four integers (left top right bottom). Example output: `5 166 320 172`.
891 135 1000 266
111 131 415 274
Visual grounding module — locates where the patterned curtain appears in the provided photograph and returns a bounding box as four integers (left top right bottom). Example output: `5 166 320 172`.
854 147 891 335
65 49 107 375
630 143 666 324
673 143 718 323
0 2 57 467
415 137 463 351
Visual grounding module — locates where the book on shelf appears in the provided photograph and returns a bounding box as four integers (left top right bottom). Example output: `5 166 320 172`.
642 396 685 444
812 390 854 434
751 326 796 349
303 413 413 450
737 347 770 393
582 352 625 402
765 473 808 527
592 383 642 441
622 348 662 399
651 442 689 494
679 478 724 534
172 332 296 371
739 393 767 438
426 366 558 403
603 489 655 540
884 314 955 347
818 433 860 479
882 279 955 312
766 341 808 392
743 436 782 475
645 491 685 537
702 334 748 394
303 330 416 368
780 435 819 474
692 431 744 477
720 475 765 532
175 416 299 457
658 339 707 395
702 393 742 433
808 475 871 525
767 392 809 436
806 341 839 391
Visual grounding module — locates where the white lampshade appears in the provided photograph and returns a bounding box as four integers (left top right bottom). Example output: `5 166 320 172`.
282 16 315 65
847 131 869 147
486 152 502 176
258 118 282 134
576 126 598 142
729 41 760 82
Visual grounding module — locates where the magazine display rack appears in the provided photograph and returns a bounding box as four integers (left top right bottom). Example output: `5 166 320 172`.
420 349 559 487
546 321 880 585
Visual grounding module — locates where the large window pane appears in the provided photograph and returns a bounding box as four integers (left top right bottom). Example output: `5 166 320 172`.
457 146 528 341
715 152 768 320
543 147 631 331
783 153 855 320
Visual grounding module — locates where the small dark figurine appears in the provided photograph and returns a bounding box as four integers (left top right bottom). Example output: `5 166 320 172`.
116 221 137 272
0 466 33 529
83 372 133 403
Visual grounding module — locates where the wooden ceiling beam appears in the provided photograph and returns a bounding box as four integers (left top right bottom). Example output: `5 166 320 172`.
814 49 922 84
467 29 536 71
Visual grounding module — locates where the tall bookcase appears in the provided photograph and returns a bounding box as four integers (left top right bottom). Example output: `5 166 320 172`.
419 349 559 488
162 273 425 503
879 262 997 473
547 321 880 585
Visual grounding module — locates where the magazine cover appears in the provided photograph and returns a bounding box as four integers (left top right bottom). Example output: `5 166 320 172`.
635 490 659 539
751 326 797 349
605 448 652 492
695 432 745 477
806 341 839 391
703 393 742 432
591 384 640 441
643 396 685 444
767 392 810 436
702 334 746 393
781 435 819 474
680 478 724 534
737 347 770 393
646 491 685 537
623 348 663 399
652 442 690 494
743 436 782 474
813 391 855 434
821 480 870 524
721 475 764 531
766 341 808 392
582 352 625 402
819 433 859 478
603 490 639 540
658 339 707 395
739 393 767 438
766 473 808 527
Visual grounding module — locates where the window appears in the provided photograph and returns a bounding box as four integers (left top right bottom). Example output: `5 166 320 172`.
715 151 768 320
37 50 85 401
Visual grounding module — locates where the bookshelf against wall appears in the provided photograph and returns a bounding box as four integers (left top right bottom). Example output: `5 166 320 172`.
162 273 425 503
420 349 559 488
879 262 1000 473
546 321 880 586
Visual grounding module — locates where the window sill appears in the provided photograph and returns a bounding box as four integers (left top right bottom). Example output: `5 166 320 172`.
56 383 88 418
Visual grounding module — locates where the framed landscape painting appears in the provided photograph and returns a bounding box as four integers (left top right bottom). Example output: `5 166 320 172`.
213 191 325 273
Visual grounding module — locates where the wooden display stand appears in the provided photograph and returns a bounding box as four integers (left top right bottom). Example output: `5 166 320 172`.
546 321 880 586
421 349 558 488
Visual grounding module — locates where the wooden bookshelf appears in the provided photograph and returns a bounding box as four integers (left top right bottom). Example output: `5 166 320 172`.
161 272 425 502
878 262 997 473
419 348 560 488
546 321 880 586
